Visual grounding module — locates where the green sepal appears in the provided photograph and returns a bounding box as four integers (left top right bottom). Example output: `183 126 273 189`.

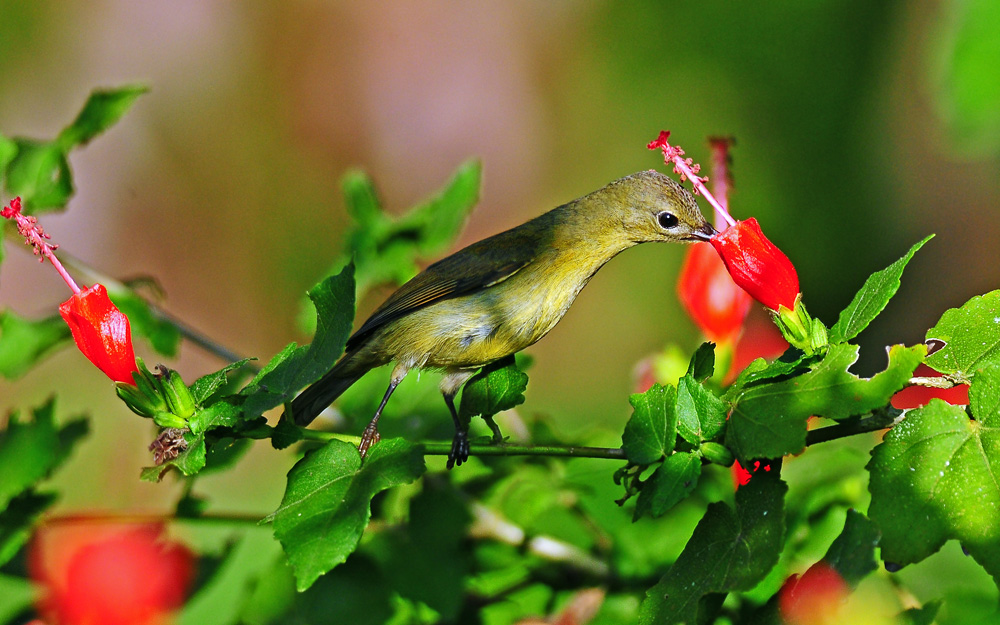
775 298 828 355
159 366 196 420
152 411 190 429
115 381 157 419
115 358 167 418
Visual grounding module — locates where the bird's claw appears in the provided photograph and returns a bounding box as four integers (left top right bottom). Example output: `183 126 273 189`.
358 424 381 459
447 430 470 470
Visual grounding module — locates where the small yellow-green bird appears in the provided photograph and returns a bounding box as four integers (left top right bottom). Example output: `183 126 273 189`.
288 170 715 467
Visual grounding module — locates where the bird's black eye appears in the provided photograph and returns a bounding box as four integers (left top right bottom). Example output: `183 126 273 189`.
657 211 679 229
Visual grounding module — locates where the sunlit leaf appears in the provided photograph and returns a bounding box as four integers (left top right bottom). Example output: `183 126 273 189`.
622 384 677 465
271 438 425 591
868 364 1000 582
830 235 932 343
727 343 924 461
925 289 1000 382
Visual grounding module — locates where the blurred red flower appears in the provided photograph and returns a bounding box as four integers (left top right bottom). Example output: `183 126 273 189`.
677 242 752 343
59 284 139 385
29 520 193 625
891 364 969 409
779 562 849 625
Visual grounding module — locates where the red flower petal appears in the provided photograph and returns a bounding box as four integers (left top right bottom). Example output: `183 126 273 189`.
710 218 799 311
678 242 752 342
58 284 139 384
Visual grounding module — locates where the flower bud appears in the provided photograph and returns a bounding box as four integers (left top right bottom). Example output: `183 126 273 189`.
59 284 140 385
156 365 196 421
709 218 799 312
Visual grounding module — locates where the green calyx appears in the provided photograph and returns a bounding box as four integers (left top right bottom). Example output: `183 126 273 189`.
115 358 196 428
775 297 828 355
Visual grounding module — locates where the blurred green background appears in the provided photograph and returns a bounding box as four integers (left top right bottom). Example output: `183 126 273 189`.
1 1 997 515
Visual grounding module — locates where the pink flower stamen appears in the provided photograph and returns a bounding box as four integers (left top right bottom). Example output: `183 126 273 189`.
2 197 81 293
648 131 737 228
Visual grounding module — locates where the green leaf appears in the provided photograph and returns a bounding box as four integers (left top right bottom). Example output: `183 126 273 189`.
340 160 480 296
830 235 933 343
0 310 70 379
868 365 1000 582
458 355 528 420
189 358 254 404
107 288 182 357
188 399 244 436
57 84 148 149
622 384 677 465
0 490 57 567
634 452 702 520
270 416 304 450
899 601 942 625
0 573 36 624
724 349 816 401
822 509 880 586
686 341 716 381
3 139 73 211
676 373 727 445
925 289 1000 382
271 437 425 591
240 264 355 417
638 463 786 625
0 398 88 510
727 343 924 462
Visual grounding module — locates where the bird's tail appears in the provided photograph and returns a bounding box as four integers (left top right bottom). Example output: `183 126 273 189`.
287 363 364 427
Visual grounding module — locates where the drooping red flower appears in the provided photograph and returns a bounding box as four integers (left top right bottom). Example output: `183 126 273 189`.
59 284 139 384
678 242 752 343
779 562 849 625
29 520 194 625
710 218 799 312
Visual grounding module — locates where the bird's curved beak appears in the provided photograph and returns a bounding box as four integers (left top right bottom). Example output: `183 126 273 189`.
688 223 717 242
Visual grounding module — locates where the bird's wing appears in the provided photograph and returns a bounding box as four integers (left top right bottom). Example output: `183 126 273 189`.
345 226 542 351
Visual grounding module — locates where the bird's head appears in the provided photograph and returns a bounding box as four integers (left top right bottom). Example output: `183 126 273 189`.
599 170 716 244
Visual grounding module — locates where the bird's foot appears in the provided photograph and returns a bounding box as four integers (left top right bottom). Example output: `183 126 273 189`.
447 429 470 470
358 424 381 459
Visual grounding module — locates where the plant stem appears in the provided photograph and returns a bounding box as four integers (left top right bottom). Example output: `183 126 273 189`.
423 441 627 460
805 406 904 446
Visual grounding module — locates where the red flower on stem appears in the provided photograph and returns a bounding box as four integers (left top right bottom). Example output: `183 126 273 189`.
709 217 800 312
59 284 139 384
2 196 139 384
650 132 822 353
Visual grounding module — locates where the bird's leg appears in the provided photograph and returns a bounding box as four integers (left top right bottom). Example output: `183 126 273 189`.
358 377 400 459
482 414 505 443
443 392 469 470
